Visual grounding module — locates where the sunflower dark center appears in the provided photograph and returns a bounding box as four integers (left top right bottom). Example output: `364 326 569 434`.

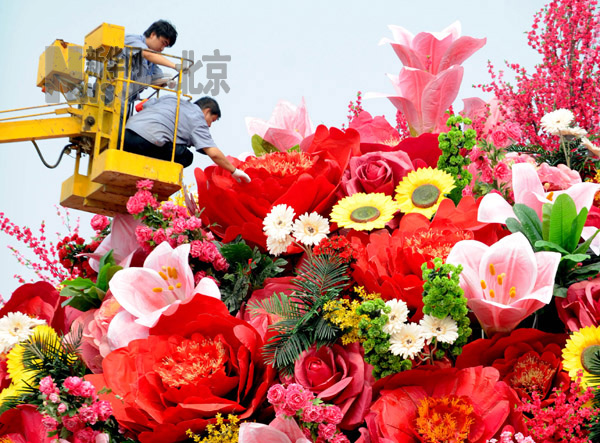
581 345 600 372
411 184 440 208
350 206 381 223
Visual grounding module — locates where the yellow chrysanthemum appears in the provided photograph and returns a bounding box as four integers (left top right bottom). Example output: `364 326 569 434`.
6 324 65 389
562 325 600 388
394 167 456 219
330 193 399 231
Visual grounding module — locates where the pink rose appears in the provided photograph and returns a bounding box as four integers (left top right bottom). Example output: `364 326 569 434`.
557 277 600 332
504 122 523 141
90 215 110 232
293 342 374 430
285 384 313 411
267 384 286 405
493 162 511 182
63 376 83 394
341 151 413 197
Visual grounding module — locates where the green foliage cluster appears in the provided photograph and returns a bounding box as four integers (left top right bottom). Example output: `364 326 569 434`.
506 194 600 297
356 299 411 379
437 115 476 204
219 238 286 314
60 250 121 311
248 255 348 374
421 258 471 358
251 134 300 156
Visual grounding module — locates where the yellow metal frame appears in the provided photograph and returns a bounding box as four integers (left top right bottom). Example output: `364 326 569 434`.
0 23 195 216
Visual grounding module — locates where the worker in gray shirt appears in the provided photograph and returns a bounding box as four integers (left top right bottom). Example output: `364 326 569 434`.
123 95 251 183
124 20 180 104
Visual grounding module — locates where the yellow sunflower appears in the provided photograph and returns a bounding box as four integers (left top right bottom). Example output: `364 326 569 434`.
395 167 456 219
562 325 600 388
330 193 399 231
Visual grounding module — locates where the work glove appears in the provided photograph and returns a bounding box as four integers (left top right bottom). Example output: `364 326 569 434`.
232 168 251 183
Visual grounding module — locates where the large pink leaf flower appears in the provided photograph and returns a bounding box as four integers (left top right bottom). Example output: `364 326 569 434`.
446 232 561 336
245 98 315 151
106 242 220 351
379 21 486 75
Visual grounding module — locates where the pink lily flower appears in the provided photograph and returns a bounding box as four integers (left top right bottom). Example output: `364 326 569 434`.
478 162 598 223
367 65 464 135
379 21 486 75
106 241 220 351
245 98 315 151
239 418 311 443
446 232 561 336
87 214 143 271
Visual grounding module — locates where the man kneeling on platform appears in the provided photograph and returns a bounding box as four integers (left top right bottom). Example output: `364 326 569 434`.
123 95 251 183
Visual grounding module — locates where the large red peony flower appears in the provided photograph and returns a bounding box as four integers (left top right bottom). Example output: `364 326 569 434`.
358 366 525 443
195 125 357 249
456 328 569 405
293 342 374 430
556 277 600 332
88 295 275 443
1 281 79 334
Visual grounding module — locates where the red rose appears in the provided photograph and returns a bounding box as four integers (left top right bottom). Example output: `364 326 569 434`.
293 343 374 430
456 328 569 405
556 277 600 332
1 282 79 334
359 366 525 443
341 150 414 197
88 295 275 443
195 125 357 249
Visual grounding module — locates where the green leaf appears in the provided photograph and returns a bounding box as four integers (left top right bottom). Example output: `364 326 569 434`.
96 264 122 292
553 284 568 298
569 261 600 277
505 217 525 237
569 207 589 252
574 228 600 255
220 242 253 265
287 144 301 153
513 203 543 244
59 277 95 290
549 194 578 247
560 253 590 269
542 203 552 240
533 240 569 255
98 249 116 270
251 134 279 156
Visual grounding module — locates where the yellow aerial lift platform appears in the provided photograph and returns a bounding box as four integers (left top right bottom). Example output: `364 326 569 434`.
0 23 191 216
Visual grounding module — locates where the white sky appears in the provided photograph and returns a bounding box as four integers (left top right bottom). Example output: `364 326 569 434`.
0 0 546 299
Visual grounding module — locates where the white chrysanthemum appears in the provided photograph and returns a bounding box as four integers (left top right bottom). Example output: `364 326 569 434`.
419 314 459 344
389 323 425 360
540 109 575 135
266 234 294 256
559 126 587 138
263 204 296 241
292 212 330 246
0 312 46 354
382 299 409 335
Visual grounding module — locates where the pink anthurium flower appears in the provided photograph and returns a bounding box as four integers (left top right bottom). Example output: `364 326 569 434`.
379 21 486 75
446 232 561 336
106 241 220 351
245 98 315 151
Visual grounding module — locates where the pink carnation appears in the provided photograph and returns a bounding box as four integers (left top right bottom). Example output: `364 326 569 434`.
285 383 312 412
79 380 96 398
267 384 286 405
41 414 58 429
302 404 325 423
61 414 83 432
93 400 113 421
152 228 168 246
74 427 98 443
48 393 60 403
494 162 511 182
504 122 523 141
186 216 203 230
318 423 337 441
490 128 510 148
176 234 189 245
323 405 344 425
39 375 58 395
190 240 218 262
136 179 154 191
172 217 187 234
57 403 67 414
63 376 83 394
213 255 229 272
90 215 110 232
78 405 98 425
135 225 153 244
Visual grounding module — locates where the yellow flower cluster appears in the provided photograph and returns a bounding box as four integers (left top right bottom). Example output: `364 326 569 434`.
323 287 380 345
186 414 240 443
167 183 196 209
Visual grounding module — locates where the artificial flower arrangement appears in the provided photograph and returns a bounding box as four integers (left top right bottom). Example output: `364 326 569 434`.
1 0 600 442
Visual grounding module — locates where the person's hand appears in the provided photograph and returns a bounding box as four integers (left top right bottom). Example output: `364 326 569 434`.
232 168 251 183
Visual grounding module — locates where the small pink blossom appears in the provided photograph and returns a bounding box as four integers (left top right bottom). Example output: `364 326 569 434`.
504 122 522 141
323 406 344 425
48 392 60 403
494 162 511 182
57 403 67 414
190 240 218 262
172 218 187 234
136 179 154 191
185 216 203 230
285 383 312 411
213 255 229 272
40 375 58 395
302 404 325 423
93 400 113 421
176 234 189 245
78 405 98 424
41 414 58 429
63 376 83 394
135 225 153 243
491 128 510 148
152 228 168 245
